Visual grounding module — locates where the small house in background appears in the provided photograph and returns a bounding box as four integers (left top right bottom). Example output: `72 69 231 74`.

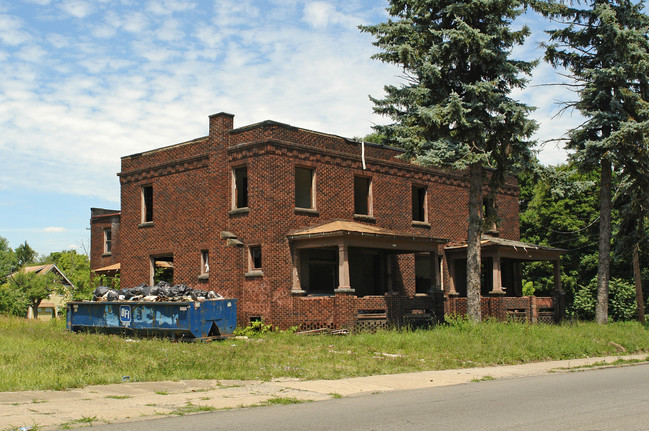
89 112 566 330
17 264 75 320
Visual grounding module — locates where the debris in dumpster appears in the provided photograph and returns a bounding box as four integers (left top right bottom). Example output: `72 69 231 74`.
92 281 223 303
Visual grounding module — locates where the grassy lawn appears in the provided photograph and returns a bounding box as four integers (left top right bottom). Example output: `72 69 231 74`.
1 316 647 392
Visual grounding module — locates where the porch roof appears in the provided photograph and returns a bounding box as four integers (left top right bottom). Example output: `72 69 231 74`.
445 235 565 261
287 220 446 252
92 263 121 274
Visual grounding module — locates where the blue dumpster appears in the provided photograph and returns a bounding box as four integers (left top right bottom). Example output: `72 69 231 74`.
67 299 237 340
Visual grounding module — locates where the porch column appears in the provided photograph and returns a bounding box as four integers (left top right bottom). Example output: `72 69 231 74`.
490 256 505 294
290 245 305 295
335 241 354 293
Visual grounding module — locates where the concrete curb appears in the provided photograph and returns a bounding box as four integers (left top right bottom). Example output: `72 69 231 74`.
1 353 647 430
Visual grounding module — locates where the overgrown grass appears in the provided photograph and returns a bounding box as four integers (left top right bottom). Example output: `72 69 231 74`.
1 316 647 392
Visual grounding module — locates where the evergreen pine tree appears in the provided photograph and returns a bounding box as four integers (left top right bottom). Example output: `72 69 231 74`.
361 0 537 321
538 0 649 323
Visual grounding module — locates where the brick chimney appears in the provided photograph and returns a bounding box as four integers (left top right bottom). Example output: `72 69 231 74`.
209 112 234 140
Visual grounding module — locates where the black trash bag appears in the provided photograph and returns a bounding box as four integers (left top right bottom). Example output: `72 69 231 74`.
141 285 152 296
93 286 110 299
120 288 134 300
130 285 145 296
149 285 160 296
106 290 119 301
158 285 171 297
156 281 171 288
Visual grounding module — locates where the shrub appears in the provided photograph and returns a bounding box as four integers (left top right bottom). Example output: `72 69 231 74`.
572 277 637 321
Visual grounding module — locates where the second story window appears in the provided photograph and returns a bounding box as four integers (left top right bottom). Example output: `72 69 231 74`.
141 185 153 223
104 228 112 254
295 167 315 209
232 166 248 209
412 185 427 222
201 250 209 274
249 245 262 270
354 176 372 216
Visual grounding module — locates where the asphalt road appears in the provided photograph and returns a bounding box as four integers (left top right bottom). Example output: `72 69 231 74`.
92 363 649 431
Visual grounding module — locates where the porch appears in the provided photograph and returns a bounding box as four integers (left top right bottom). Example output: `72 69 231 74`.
286 220 447 330
444 236 566 323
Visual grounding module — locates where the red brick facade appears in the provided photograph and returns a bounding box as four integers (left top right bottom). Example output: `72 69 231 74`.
91 112 526 329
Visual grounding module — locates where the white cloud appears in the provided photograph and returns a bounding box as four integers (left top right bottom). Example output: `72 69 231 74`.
302 2 360 29
212 0 260 28
155 18 185 41
44 227 66 232
0 14 31 46
147 0 195 15
59 0 94 18
303 2 335 28
92 24 117 38
122 12 149 33
15 44 47 62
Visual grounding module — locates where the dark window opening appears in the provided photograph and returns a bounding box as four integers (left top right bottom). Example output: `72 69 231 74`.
354 176 371 215
153 255 174 285
250 246 262 270
295 167 314 209
304 248 337 295
412 185 427 222
142 185 153 223
104 228 112 254
415 254 431 294
483 197 498 233
201 250 209 274
233 166 248 209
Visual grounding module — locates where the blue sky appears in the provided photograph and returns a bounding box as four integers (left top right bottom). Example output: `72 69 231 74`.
0 0 581 256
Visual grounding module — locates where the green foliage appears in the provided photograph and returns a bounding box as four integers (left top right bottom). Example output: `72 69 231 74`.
573 277 638 321
0 235 17 281
519 164 603 301
9 270 60 318
15 241 38 267
42 250 93 300
0 283 28 316
233 320 276 336
522 281 535 296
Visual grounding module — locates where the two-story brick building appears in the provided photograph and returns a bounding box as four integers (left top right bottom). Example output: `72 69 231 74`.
90 112 564 329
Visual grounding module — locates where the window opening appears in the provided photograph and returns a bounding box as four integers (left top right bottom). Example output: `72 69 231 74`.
233 166 248 209
412 185 427 222
354 176 372 215
415 254 432 294
295 167 315 209
142 185 153 223
201 250 209 274
483 197 498 233
152 255 174 285
104 228 112 254
249 246 262 270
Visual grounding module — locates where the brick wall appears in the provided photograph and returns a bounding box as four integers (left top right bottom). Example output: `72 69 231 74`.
90 208 121 271
98 112 521 329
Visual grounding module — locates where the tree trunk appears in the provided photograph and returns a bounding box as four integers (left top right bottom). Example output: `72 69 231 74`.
633 244 645 324
596 158 612 324
467 163 483 322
